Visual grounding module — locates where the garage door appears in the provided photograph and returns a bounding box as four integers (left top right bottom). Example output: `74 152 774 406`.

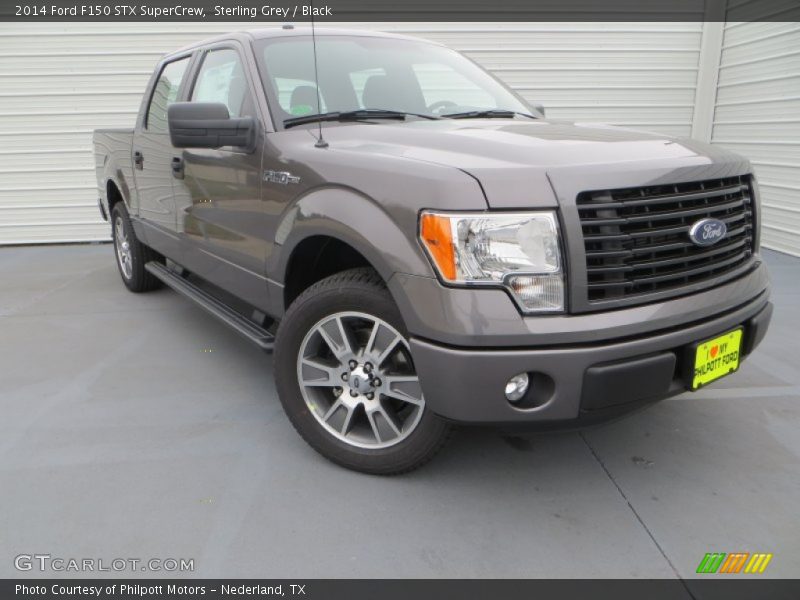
711 22 800 257
0 22 703 244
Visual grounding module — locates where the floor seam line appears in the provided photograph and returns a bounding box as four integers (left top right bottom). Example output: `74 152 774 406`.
579 431 696 600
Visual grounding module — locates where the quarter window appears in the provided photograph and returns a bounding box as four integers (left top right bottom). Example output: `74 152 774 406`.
146 57 190 132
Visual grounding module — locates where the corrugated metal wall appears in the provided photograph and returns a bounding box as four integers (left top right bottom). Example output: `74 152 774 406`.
0 22 703 244
711 22 800 257
0 20 794 255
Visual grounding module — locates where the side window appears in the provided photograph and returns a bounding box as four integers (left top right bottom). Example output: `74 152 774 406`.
191 48 254 118
146 57 190 133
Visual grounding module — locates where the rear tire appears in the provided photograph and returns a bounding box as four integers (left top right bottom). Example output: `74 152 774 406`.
111 202 162 293
274 267 451 475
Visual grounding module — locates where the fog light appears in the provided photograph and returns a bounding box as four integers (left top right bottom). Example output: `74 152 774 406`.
505 373 530 402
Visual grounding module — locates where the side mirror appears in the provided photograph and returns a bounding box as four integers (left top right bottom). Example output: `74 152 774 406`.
168 102 255 150
532 102 545 118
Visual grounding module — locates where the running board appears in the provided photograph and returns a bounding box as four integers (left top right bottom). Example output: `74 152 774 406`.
145 262 275 352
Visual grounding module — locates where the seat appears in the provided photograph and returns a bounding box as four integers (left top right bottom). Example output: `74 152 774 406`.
362 75 402 110
290 85 321 115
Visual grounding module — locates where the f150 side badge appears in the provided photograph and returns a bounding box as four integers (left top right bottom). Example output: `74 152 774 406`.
689 218 727 247
264 170 300 185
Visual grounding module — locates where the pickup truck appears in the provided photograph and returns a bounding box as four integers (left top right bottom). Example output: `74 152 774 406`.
94 27 772 474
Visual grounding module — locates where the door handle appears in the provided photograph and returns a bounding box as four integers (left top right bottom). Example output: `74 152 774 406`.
171 157 184 179
133 151 144 170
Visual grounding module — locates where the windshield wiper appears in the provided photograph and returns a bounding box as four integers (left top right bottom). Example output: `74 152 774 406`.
442 109 537 120
284 109 440 129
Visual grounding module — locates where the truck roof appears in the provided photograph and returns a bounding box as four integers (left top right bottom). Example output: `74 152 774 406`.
168 27 440 57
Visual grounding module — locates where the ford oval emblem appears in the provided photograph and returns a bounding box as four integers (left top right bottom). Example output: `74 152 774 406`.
688 218 727 247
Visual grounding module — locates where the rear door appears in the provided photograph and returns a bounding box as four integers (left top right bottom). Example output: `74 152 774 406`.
173 42 269 309
132 54 193 258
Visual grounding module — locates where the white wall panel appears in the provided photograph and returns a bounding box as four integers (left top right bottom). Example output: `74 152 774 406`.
0 23 248 243
0 21 760 246
711 22 800 256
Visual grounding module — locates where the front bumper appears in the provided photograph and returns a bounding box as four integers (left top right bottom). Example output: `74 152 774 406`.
410 293 772 425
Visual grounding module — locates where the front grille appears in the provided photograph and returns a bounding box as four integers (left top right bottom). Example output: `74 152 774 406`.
577 175 755 303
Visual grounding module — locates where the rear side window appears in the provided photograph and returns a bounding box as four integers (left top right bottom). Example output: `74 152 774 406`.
191 48 254 118
146 57 190 133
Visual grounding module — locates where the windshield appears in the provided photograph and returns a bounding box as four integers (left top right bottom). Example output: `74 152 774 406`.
254 34 532 125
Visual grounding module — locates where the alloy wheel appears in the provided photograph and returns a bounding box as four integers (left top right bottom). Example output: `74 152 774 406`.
296 311 425 449
114 215 133 279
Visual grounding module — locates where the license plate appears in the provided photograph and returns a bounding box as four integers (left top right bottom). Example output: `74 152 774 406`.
691 328 743 390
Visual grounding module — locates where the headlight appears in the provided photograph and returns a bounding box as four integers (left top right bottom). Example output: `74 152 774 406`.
419 211 565 312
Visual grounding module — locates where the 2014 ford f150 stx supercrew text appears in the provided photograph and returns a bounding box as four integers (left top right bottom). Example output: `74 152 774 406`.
94 28 772 474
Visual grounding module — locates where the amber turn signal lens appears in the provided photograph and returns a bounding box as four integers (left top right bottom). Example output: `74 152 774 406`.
420 213 456 281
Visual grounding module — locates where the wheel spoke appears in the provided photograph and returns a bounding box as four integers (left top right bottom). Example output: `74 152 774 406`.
340 406 356 436
323 398 344 422
383 375 424 406
366 411 383 443
335 316 357 356
317 326 344 361
300 358 338 387
375 333 402 367
377 408 402 437
362 320 380 357
317 316 356 361
383 389 424 406
384 375 419 384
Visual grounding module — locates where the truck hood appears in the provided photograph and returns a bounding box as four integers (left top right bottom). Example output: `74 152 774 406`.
323 119 751 208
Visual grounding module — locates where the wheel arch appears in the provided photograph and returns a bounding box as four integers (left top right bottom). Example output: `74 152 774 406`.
282 235 376 309
106 179 125 216
99 146 136 220
270 186 435 315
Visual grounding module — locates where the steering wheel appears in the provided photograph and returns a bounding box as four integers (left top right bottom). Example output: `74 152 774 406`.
427 100 459 115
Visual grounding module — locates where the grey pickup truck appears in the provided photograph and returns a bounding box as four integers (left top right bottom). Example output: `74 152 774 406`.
94 27 772 474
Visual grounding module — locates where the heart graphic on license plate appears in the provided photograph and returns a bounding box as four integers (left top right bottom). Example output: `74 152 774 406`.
710 345 719 358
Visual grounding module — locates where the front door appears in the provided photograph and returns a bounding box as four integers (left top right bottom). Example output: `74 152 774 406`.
173 44 269 310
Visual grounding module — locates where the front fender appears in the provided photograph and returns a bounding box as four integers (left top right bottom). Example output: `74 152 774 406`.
270 185 433 285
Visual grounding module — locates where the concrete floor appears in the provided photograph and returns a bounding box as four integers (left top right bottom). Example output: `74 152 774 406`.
0 244 798 582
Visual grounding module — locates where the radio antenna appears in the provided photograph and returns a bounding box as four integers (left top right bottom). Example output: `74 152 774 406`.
310 0 328 148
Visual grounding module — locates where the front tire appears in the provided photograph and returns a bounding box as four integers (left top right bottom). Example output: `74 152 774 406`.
274 268 451 475
111 202 162 293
